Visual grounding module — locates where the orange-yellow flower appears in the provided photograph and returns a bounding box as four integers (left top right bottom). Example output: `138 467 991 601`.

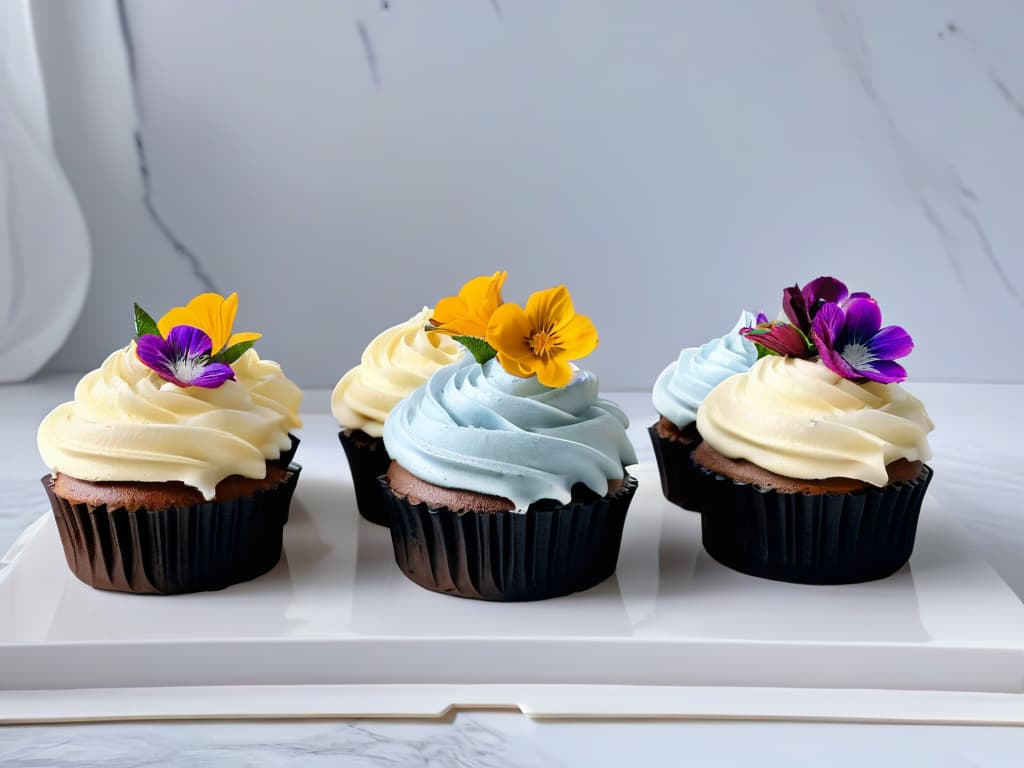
430 271 507 339
157 292 261 354
485 285 598 388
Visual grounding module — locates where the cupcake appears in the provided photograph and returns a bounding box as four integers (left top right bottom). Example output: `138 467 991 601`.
650 311 758 510
331 306 464 524
380 273 639 601
693 277 934 584
37 292 302 594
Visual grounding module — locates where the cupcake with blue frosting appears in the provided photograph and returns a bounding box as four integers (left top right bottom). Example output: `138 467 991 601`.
381 273 639 601
650 311 758 510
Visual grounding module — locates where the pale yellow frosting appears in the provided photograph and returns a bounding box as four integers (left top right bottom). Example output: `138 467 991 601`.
331 307 464 438
232 349 303 432
696 356 934 487
37 343 295 500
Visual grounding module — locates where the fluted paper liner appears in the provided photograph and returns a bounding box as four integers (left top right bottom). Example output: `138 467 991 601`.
274 433 301 469
338 430 392 526
380 474 639 601
648 425 703 512
274 434 300 523
42 465 301 595
695 459 934 585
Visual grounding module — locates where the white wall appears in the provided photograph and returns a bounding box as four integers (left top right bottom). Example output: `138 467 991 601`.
31 0 1024 388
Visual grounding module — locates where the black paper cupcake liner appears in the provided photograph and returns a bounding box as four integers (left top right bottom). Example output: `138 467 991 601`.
273 433 301 469
695 459 933 585
380 474 639 601
338 430 393 526
648 425 703 512
42 465 301 595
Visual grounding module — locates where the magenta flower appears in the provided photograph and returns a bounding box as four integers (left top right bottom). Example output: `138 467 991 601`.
783 276 871 335
811 299 913 384
136 326 236 388
740 320 813 358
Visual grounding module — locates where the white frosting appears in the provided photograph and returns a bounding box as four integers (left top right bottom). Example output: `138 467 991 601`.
38 343 295 499
331 307 463 438
696 356 934 487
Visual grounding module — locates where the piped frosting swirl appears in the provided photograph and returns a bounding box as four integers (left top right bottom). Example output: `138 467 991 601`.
652 311 758 428
332 307 463 438
383 357 638 511
696 356 934 487
38 343 295 499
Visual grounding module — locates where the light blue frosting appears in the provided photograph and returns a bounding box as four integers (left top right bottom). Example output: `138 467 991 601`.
652 311 759 428
383 357 638 511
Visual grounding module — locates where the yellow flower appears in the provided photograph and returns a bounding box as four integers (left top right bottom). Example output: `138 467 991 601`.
157 292 261 354
429 271 507 339
485 285 598 388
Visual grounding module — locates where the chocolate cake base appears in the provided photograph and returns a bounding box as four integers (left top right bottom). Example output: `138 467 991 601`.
648 417 703 511
692 443 933 585
43 464 301 595
338 430 392 525
381 469 638 601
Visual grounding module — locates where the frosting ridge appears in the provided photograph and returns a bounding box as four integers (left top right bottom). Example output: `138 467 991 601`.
232 349 303 432
332 307 463 438
383 357 638 511
696 356 933 486
652 311 758 427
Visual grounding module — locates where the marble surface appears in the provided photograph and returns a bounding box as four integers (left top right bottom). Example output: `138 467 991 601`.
26 1 1024 388
2 376 1023 763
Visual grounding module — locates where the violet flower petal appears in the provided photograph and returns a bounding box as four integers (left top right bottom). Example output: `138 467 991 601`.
802 276 849 307
782 285 810 331
841 297 882 340
166 325 213 359
868 325 914 361
189 362 236 388
859 359 908 384
755 312 769 325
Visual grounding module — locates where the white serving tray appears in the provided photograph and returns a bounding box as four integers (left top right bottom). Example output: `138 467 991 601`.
2 415 1023 725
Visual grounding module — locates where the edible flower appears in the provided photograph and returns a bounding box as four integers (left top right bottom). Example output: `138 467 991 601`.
486 285 598 387
782 276 868 335
811 297 913 384
136 326 236 388
740 318 813 358
429 271 507 340
157 292 261 356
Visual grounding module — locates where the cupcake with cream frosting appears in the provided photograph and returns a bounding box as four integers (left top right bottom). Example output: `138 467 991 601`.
37 292 302 594
380 273 639 601
693 277 934 584
331 306 463 524
650 311 758 510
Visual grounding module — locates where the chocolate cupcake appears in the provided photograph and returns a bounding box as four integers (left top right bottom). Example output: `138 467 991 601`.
650 311 758 511
381 276 639 601
37 292 302 594
693 277 934 585
331 306 463 525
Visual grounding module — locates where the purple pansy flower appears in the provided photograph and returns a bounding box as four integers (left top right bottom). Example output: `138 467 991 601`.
783 276 870 334
810 298 913 384
136 326 236 388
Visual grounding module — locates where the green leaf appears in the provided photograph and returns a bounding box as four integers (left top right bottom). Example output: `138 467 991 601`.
452 335 497 365
755 343 779 359
212 339 257 364
134 303 160 339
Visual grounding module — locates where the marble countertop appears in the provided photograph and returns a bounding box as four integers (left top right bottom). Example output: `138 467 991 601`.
2 376 1023 765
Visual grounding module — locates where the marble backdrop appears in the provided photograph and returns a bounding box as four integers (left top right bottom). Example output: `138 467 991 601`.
27 0 1024 388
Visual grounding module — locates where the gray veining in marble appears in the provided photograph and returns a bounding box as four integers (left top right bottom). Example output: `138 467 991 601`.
818 2 1019 301
28 1 1024 387
114 0 219 294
